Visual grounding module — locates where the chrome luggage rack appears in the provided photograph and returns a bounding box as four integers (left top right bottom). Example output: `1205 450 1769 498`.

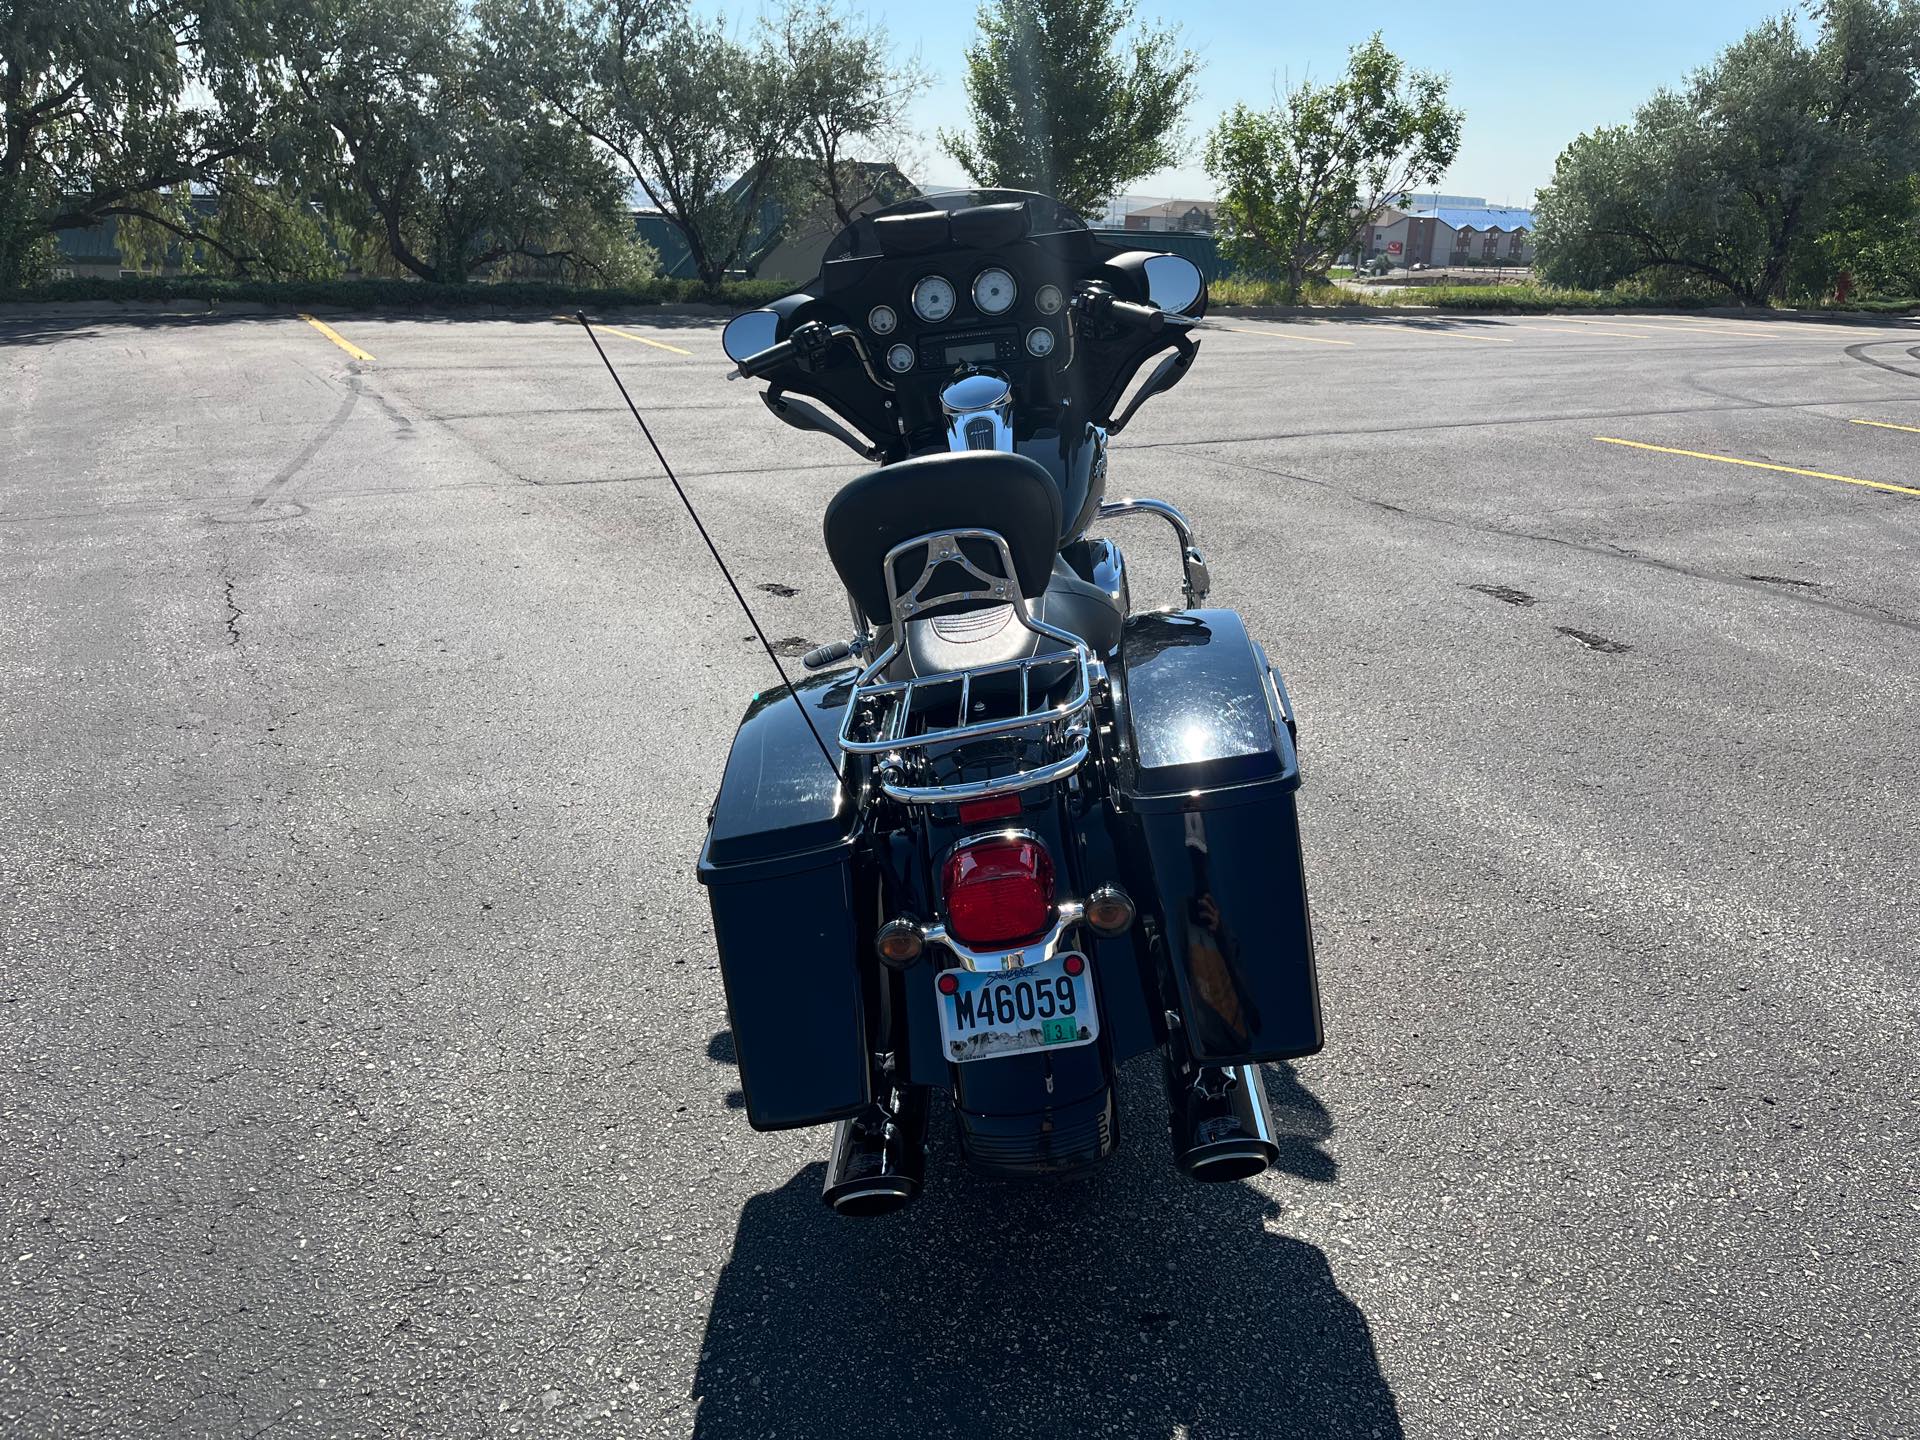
839 528 1099 805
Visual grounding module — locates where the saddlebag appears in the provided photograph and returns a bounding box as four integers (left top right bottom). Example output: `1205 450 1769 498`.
696 672 871 1130
1112 609 1324 1064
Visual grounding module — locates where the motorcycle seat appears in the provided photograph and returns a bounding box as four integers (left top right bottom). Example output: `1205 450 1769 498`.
823 451 1063 625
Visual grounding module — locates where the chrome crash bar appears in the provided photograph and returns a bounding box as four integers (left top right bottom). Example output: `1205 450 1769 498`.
1096 497 1211 608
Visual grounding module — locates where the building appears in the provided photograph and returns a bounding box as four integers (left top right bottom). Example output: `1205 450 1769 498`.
51 194 233 278
1121 199 1217 234
1359 205 1536 267
634 160 917 283
1393 192 1495 210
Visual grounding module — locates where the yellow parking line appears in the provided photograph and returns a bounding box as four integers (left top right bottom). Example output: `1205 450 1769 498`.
1595 436 1920 498
1643 318 1779 339
1533 323 1646 339
1360 322 1514 343
1850 418 1920 435
1558 316 1665 331
299 314 373 362
1211 324 1355 347
557 313 691 355
1555 315 1768 340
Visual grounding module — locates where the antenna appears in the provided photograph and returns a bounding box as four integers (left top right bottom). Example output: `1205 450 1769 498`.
575 311 846 789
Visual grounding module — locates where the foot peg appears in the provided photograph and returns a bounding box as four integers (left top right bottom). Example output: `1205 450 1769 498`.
1169 1063 1279 1182
801 640 852 670
821 1086 929 1216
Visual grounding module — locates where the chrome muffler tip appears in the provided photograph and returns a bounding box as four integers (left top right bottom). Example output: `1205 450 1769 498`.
820 1088 929 1217
1170 1063 1280 1183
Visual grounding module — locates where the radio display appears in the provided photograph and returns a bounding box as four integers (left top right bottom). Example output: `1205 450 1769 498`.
944 340 999 364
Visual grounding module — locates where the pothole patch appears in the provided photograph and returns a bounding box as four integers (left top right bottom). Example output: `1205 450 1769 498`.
1556 626 1631 654
1468 583 1537 607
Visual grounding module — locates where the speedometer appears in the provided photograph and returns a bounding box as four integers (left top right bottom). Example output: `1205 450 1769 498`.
972 267 1017 316
912 276 956 323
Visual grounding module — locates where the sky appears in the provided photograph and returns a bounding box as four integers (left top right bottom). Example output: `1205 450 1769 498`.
720 0 1808 206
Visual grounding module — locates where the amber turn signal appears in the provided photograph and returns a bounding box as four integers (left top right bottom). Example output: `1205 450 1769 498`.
1084 886 1135 937
875 918 925 967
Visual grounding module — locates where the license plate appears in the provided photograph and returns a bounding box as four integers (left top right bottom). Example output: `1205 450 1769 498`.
938 953 1100 1063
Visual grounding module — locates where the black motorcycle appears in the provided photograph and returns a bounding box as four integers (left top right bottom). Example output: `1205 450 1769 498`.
695 191 1322 1214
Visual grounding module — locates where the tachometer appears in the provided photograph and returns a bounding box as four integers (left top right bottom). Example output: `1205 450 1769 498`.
972 267 1017 316
912 275 956 323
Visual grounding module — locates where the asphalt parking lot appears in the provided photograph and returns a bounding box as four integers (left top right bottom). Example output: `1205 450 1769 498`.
4 303 1918 1439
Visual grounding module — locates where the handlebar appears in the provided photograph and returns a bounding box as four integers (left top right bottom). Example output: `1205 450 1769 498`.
734 337 800 379
1106 298 1165 333
1070 285 1167 336
734 320 857 379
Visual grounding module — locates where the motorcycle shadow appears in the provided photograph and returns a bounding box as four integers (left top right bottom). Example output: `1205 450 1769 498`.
690 1055 1402 1440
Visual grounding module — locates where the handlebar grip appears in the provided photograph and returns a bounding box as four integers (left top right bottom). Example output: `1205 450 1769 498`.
735 338 799 377
1108 300 1165 333
801 640 853 671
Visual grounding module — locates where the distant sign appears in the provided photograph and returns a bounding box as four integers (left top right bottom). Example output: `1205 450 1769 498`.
1386 241 1402 256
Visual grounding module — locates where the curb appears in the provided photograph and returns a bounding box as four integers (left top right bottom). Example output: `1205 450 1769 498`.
1210 302 1920 326
0 299 741 323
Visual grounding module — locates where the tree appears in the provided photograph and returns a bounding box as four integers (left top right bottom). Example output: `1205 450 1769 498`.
0 0 275 285
1535 0 1920 303
780 4 929 229
1203 35 1461 300
492 0 810 291
269 0 637 285
940 0 1200 217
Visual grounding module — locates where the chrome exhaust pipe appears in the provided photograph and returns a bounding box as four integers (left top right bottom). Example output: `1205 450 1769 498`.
1169 1063 1280 1183
821 1086 930 1217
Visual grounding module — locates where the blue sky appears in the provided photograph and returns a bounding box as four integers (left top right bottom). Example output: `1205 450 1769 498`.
721 1 1803 205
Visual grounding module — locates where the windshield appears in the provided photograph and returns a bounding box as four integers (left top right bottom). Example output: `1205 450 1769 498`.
822 189 1090 264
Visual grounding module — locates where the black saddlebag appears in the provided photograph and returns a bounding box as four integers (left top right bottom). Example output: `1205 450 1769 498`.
1112 609 1324 1064
696 672 871 1131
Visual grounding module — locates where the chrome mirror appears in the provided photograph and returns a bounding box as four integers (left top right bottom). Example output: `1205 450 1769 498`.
1143 254 1204 314
722 310 781 363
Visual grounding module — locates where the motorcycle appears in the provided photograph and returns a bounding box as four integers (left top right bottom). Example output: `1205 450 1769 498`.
693 191 1322 1215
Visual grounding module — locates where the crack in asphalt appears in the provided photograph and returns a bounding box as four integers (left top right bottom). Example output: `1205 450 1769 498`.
222 579 242 646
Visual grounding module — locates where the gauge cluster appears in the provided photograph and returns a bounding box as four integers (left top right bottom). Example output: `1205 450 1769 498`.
866 257 1069 381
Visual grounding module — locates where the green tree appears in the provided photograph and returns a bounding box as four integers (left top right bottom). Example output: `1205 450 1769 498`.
269 0 636 285
492 0 811 291
940 0 1200 217
781 4 930 229
0 0 275 285
112 174 344 279
1203 35 1461 300
1535 0 1920 303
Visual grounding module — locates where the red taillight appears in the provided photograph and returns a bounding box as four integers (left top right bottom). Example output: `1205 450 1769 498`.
941 835 1055 947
